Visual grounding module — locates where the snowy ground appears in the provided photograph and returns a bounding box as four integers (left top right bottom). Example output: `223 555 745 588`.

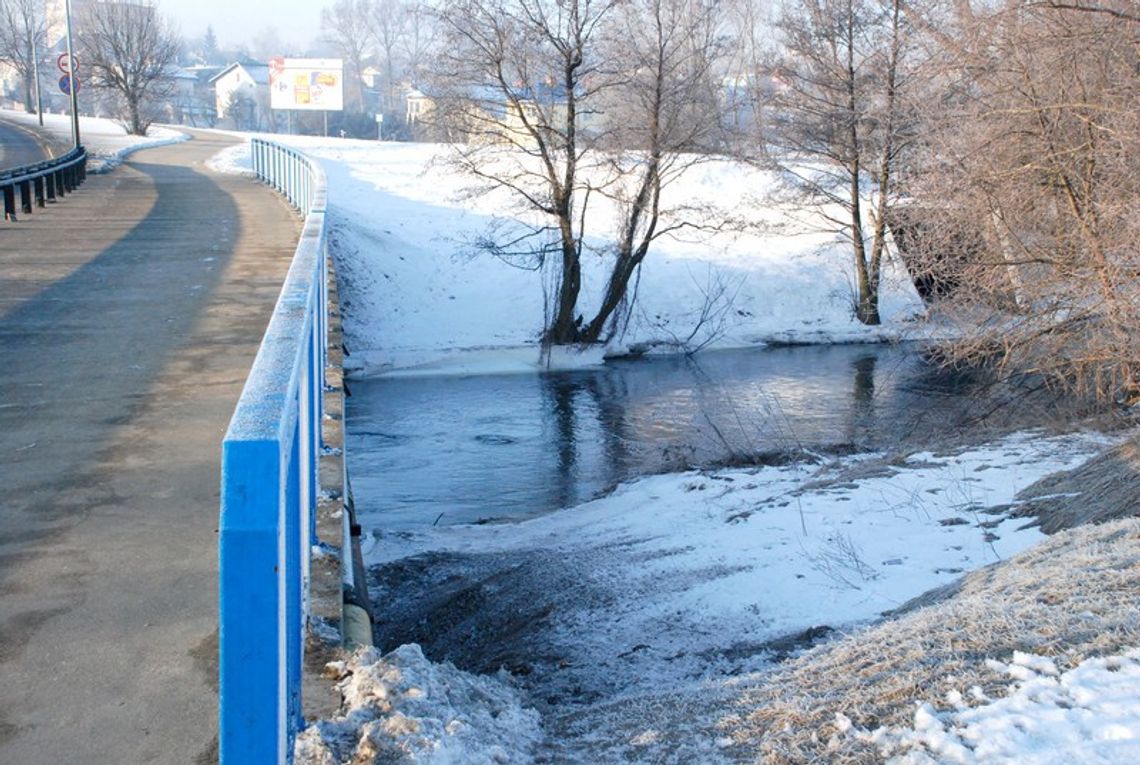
296 429 1137 763
861 648 1140 764
0 109 187 172
206 135 925 377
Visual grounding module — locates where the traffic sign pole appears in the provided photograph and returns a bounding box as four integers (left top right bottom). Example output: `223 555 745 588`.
63 0 80 148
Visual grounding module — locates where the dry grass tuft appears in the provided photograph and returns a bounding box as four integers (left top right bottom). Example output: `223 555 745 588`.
718 519 1140 764
1016 437 1140 533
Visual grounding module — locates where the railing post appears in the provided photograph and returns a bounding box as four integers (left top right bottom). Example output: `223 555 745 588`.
285 414 304 740
219 439 288 765
3 185 15 220
34 176 45 207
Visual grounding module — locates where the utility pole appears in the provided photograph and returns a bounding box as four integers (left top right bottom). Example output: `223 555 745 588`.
29 26 42 126
64 0 80 147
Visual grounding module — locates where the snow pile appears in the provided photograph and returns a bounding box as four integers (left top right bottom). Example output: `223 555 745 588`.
0 110 188 172
294 644 542 765
222 136 925 376
859 648 1140 764
366 431 1120 706
204 142 255 177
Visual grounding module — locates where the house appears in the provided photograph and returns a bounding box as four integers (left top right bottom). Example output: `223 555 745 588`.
210 61 271 130
404 87 432 127
169 65 222 126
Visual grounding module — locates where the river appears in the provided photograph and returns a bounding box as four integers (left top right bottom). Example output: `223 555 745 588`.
345 343 1086 530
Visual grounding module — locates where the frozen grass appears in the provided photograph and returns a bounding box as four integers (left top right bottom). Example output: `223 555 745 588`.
1015 437 1140 533
715 518 1140 763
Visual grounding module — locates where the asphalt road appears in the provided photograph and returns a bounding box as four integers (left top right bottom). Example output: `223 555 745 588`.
0 131 300 763
0 117 56 171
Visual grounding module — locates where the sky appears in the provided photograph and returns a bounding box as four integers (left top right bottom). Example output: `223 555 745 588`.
159 0 324 52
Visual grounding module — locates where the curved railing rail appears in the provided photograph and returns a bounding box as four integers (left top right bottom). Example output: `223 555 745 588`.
1 146 87 221
219 138 329 764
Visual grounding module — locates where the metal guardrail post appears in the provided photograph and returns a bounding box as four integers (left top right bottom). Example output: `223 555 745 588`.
219 438 289 764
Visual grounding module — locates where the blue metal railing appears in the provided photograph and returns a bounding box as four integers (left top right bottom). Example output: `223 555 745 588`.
219 138 329 764
1 146 87 221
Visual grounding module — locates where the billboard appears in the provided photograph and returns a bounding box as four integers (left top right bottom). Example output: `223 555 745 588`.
269 57 344 111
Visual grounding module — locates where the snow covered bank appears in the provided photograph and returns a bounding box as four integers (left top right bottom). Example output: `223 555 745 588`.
295 644 541 764
861 648 1140 764
0 110 188 172
723 516 1140 764
354 430 1124 762
208 136 925 377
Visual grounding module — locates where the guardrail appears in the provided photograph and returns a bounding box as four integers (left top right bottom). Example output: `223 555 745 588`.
1 146 87 221
219 138 329 764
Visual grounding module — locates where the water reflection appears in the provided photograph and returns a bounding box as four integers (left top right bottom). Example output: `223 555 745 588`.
345 343 1089 529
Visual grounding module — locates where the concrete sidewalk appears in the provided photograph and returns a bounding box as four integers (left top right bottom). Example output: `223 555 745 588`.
0 131 300 763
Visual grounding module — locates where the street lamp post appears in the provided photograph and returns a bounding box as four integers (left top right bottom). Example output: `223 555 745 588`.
64 0 80 147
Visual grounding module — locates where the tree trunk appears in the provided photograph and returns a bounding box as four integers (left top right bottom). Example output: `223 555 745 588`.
581 158 661 343
545 213 584 344
128 98 144 136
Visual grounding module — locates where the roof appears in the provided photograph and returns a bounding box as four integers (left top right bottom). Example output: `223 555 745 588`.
209 62 270 86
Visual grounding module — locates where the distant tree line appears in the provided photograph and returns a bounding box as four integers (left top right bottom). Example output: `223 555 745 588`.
385 0 1140 400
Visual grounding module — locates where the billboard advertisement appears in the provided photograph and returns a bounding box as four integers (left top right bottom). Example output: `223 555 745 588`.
269 57 344 111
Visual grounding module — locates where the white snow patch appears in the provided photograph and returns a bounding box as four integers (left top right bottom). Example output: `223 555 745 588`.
0 109 188 172
861 648 1140 764
295 644 541 765
365 430 1121 700
205 142 255 177
249 136 926 377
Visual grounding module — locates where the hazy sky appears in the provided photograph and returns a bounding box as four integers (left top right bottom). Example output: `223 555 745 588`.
159 0 325 51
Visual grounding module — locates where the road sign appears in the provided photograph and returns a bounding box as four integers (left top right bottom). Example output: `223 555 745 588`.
58 75 80 95
57 53 78 73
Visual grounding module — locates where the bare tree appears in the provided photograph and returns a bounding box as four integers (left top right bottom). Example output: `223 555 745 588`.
323 0 373 112
78 1 182 135
432 0 728 346
583 0 728 341
432 0 609 344
763 0 913 325
902 0 1140 401
0 0 50 113
399 0 437 87
370 0 410 119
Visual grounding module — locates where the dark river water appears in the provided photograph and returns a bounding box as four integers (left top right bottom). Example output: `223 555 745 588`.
345 343 1085 530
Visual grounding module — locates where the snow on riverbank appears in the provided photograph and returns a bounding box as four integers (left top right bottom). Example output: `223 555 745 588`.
209 135 925 377
347 430 1123 762
0 109 188 172
860 648 1140 764
364 430 1114 689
